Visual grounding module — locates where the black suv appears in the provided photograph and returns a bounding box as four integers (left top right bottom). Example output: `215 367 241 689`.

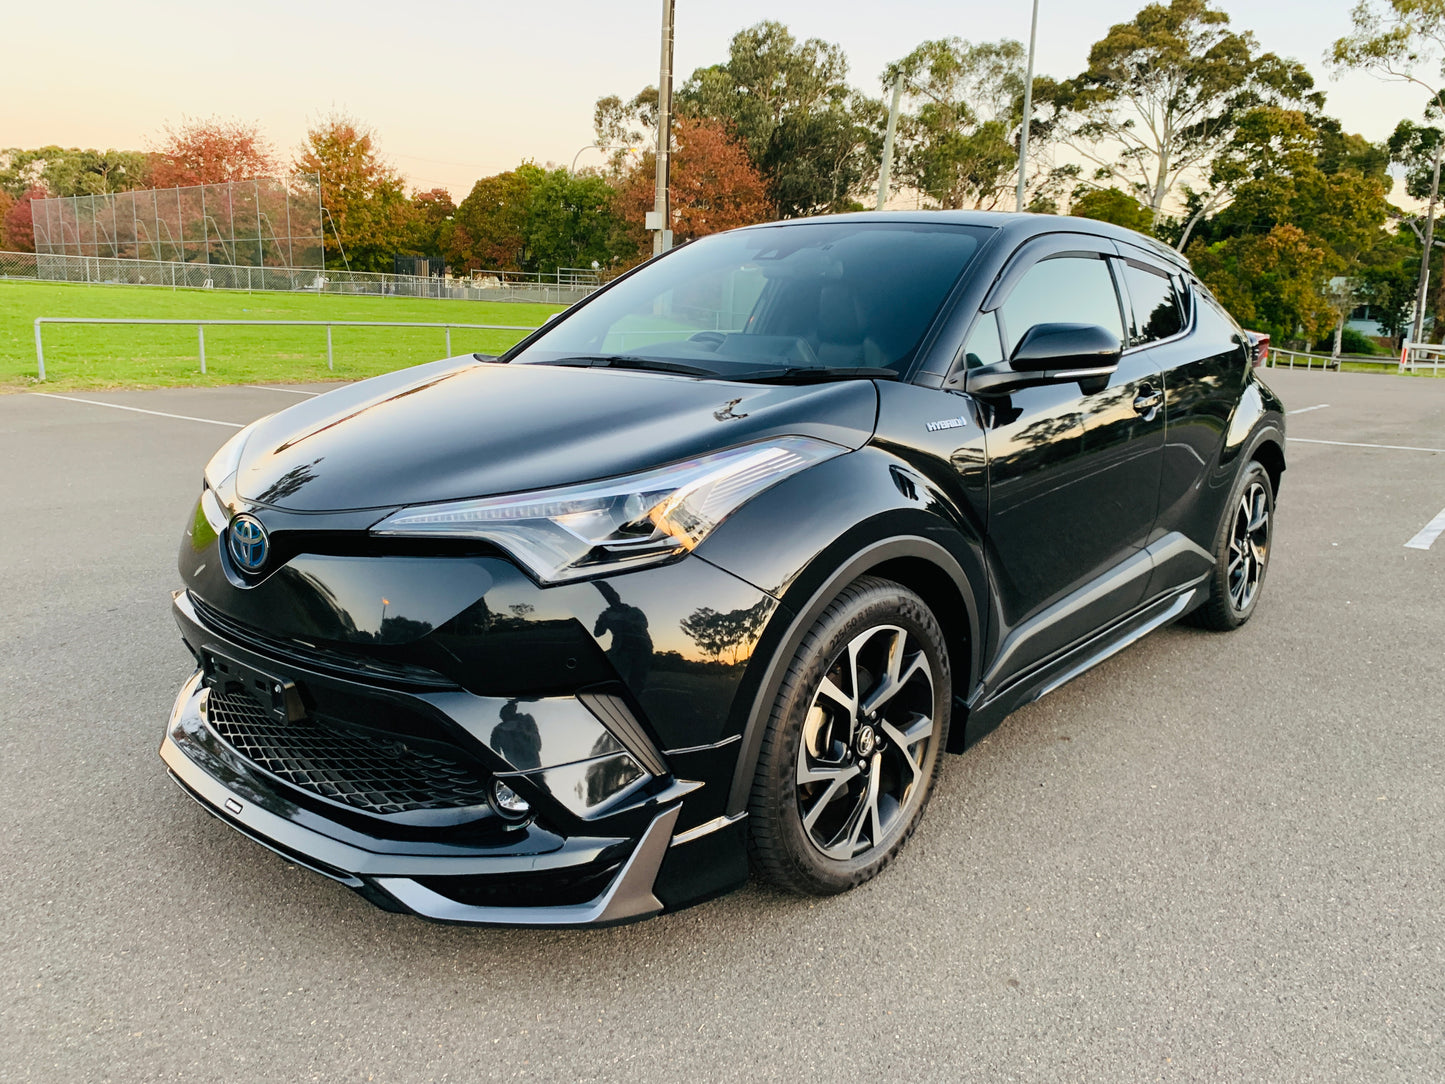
161 212 1284 925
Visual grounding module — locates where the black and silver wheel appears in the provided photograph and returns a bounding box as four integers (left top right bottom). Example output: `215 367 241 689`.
1192 460 1274 630
748 576 951 895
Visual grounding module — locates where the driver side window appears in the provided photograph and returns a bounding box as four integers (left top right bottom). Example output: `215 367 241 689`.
998 256 1125 357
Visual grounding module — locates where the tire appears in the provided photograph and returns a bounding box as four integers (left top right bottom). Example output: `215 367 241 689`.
747 576 951 896
1190 460 1274 631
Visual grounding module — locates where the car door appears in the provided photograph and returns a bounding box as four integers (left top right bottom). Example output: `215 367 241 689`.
965 239 1165 688
1112 250 1216 598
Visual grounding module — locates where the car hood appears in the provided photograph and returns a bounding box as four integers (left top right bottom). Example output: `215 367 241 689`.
232 357 879 512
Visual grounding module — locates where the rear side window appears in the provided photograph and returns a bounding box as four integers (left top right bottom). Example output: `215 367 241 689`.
1122 263 1184 346
998 256 1124 356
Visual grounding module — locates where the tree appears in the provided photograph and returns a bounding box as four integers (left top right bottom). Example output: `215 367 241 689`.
525 169 619 275
448 165 545 272
1333 0 1445 341
1071 187 1153 230
1185 112 1392 346
886 38 1026 210
0 146 151 199
1358 230 1421 345
292 115 411 272
679 21 880 217
0 189 12 249
1055 0 1321 227
402 188 456 261
612 116 771 258
448 165 622 276
593 88 659 173
149 117 278 187
1189 225 1335 342
2 187 42 252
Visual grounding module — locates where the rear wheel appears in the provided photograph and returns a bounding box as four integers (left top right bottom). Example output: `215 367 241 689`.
748 576 951 895
1191 460 1274 630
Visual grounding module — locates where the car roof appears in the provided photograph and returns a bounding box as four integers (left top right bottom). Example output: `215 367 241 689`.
740 210 1191 273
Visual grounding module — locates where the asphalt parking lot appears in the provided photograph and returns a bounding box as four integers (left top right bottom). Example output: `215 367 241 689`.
2 367 1442 1083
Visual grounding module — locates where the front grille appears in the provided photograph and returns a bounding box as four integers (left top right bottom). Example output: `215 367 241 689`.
203 686 491 816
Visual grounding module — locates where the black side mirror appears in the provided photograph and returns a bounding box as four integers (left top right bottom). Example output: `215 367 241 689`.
963 322 1121 395
1009 322 1122 372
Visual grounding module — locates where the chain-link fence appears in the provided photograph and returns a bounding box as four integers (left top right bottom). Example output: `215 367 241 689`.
30 176 323 268
0 250 599 305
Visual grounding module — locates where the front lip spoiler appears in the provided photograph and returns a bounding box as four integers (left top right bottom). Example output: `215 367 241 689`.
160 673 682 927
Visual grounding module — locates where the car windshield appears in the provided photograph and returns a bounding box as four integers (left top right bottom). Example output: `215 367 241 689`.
507 220 992 380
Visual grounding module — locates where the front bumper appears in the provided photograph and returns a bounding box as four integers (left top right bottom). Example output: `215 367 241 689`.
160 589 751 926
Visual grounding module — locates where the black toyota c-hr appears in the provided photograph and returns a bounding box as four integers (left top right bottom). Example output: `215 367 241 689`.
161 212 1284 926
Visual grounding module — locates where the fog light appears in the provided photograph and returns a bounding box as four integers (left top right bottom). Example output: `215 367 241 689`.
492 779 531 819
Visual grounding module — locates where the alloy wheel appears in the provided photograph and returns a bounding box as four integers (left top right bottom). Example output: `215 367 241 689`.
795 624 936 861
1227 480 1270 612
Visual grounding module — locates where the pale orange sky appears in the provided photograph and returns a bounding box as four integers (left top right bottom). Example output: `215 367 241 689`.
5 0 1435 199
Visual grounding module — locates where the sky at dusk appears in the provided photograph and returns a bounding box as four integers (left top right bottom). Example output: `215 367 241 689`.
6 0 1438 198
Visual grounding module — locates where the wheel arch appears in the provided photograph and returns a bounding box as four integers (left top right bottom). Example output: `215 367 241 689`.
1250 433 1286 498
723 535 982 816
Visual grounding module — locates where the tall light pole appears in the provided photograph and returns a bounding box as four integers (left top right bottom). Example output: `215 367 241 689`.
1015 0 1040 212
651 0 676 256
877 75 904 211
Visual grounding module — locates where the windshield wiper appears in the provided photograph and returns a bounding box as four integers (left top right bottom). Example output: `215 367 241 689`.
537 355 721 377
730 366 902 385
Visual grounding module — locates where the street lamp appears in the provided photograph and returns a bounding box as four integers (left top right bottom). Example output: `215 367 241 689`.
571 144 604 173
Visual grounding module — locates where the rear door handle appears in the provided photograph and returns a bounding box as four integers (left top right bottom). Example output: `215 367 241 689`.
1133 387 1163 416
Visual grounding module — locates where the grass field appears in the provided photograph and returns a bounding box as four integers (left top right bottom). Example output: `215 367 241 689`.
0 280 566 392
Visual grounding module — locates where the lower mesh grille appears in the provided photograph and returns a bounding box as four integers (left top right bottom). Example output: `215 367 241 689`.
203 686 491 815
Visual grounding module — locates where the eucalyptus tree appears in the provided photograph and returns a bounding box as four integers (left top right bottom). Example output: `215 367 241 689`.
1055 0 1321 229
678 21 881 218
1334 0 1445 341
883 38 1027 210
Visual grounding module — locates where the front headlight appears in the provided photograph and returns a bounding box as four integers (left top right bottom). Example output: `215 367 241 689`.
370 436 845 583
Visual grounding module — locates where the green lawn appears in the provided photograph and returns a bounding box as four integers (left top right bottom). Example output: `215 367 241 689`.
0 280 565 391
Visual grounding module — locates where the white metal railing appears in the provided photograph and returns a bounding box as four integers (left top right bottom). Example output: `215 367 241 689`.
1268 348 1341 371
1267 348 1402 372
31 317 542 382
1399 341 1445 375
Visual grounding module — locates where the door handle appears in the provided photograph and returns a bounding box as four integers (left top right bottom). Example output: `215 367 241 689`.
1133 387 1163 416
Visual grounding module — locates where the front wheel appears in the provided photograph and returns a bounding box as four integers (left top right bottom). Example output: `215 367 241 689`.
748 576 951 896
1191 460 1274 630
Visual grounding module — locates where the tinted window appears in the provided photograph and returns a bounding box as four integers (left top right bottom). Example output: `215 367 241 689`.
962 312 1005 369
510 222 992 374
998 256 1124 356
1123 263 1184 346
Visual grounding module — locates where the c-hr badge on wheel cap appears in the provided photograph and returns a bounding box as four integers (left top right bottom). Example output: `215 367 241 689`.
228 514 269 572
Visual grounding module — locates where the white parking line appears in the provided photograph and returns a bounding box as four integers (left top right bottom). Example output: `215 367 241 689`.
32 393 244 429
243 385 320 397
1287 437 1444 453
1287 403 1330 415
1405 507 1445 550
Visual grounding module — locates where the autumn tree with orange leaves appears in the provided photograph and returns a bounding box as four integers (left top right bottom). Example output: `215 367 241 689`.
149 117 278 187
613 116 769 259
293 115 411 272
